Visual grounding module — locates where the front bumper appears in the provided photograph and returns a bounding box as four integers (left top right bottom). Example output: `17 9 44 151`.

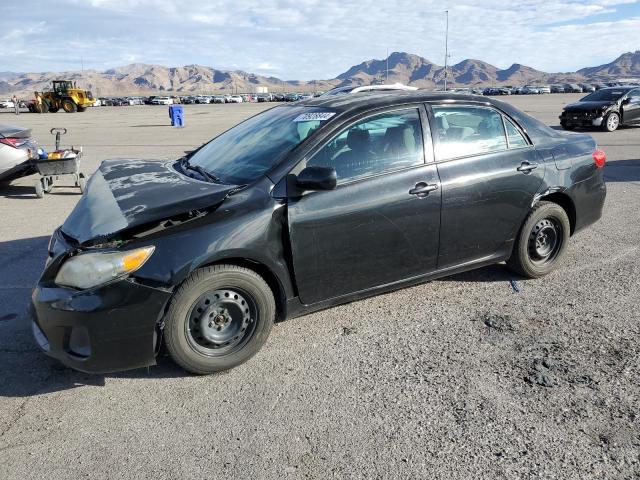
30 279 172 373
560 112 604 127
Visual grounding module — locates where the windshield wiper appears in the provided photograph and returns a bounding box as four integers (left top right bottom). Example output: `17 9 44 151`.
180 158 223 183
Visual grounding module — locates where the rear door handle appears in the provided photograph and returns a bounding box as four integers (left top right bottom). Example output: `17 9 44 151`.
517 161 538 173
409 182 439 197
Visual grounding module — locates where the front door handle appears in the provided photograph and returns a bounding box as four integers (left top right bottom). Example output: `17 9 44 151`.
409 182 439 197
517 161 538 173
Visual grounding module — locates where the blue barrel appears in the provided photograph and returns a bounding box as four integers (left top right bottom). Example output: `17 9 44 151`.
169 105 184 127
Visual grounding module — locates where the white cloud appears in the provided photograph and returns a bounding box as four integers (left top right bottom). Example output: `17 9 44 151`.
0 0 638 78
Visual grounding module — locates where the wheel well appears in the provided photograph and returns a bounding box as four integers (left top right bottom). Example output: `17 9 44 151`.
538 192 576 235
203 258 287 322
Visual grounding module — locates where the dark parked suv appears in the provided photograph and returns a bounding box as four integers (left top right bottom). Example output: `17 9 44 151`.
560 86 640 131
31 91 607 375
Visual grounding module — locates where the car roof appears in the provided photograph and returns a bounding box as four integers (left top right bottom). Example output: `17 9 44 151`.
600 86 635 91
300 90 494 113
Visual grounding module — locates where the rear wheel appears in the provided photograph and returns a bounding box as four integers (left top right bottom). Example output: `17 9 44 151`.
62 99 77 113
165 265 276 374
507 201 570 278
603 112 620 132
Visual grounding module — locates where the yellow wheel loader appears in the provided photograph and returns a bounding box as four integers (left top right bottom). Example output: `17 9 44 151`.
36 80 95 113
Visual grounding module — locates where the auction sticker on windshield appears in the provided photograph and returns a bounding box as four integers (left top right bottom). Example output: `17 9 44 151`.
293 112 336 122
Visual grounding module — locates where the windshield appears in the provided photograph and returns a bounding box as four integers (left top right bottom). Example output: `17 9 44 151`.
581 89 630 102
187 106 337 184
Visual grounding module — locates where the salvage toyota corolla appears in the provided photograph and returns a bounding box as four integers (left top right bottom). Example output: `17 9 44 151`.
31 91 607 374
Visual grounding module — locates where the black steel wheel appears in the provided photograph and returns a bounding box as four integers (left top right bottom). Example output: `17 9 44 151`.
185 288 257 357
527 218 563 265
164 265 275 374
507 201 570 278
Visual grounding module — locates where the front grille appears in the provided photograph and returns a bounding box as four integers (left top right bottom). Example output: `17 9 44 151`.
564 111 596 120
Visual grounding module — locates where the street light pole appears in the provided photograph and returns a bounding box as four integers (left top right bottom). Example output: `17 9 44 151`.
386 48 389 83
444 10 449 91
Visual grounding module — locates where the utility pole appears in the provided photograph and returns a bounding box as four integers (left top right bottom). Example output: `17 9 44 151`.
444 10 449 91
386 48 389 83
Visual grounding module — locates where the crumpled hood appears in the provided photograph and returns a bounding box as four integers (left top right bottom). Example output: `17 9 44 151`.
564 100 615 112
62 158 236 244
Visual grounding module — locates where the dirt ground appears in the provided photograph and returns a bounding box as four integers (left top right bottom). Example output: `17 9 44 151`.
0 95 638 479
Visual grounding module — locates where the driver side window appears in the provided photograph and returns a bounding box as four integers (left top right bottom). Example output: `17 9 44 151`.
307 108 425 183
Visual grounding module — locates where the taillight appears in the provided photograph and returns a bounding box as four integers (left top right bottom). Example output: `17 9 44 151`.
0 137 22 148
593 149 606 168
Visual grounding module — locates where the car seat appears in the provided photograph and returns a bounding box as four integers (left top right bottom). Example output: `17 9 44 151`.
332 129 376 179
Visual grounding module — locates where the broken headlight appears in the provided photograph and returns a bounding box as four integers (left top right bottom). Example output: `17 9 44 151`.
55 246 155 289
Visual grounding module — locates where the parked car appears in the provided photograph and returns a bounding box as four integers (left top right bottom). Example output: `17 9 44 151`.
128 97 144 106
538 86 551 94
522 86 540 95
320 83 418 97
212 96 225 104
99 98 114 106
564 84 583 93
560 86 640 131
228 95 243 103
0 100 15 109
0 124 37 182
151 96 174 105
550 85 565 94
483 87 511 96
31 91 608 375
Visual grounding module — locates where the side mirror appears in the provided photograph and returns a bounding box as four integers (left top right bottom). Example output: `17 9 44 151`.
622 98 631 105
296 166 337 191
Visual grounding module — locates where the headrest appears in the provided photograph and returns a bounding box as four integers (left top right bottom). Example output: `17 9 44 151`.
347 129 370 149
435 115 449 130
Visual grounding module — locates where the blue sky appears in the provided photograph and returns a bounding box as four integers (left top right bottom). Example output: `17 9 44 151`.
0 0 638 79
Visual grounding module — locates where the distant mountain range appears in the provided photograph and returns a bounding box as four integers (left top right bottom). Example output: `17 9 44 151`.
1 51 639 97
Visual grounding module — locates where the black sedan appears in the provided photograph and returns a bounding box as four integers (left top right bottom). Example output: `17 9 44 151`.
31 91 607 375
560 86 640 132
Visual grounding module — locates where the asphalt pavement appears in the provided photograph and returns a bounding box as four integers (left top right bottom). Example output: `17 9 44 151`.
0 95 638 479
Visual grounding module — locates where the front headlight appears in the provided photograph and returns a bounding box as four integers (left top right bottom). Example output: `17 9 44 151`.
55 246 155 289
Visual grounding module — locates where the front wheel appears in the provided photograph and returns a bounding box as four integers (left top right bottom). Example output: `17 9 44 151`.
603 112 620 132
164 265 276 374
62 99 77 113
506 201 570 278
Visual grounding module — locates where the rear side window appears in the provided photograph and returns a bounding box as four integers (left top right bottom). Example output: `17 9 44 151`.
432 106 507 160
504 117 528 148
308 108 424 183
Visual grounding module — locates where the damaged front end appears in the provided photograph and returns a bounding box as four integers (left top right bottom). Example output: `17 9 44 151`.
30 158 239 373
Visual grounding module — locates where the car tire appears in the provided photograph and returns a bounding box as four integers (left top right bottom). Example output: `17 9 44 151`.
48 106 59 113
34 180 44 198
164 265 276 375
603 112 620 132
62 99 77 113
506 201 570 279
